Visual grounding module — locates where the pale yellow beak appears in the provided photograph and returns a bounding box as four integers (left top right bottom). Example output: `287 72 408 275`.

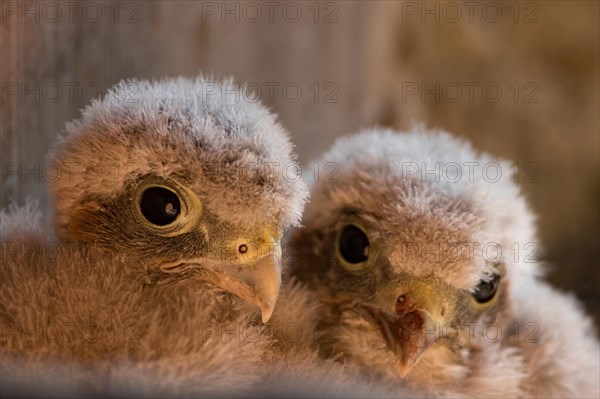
367 275 455 378
212 252 282 323
160 236 282 323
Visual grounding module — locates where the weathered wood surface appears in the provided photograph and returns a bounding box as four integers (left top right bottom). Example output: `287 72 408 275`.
1 1 598 321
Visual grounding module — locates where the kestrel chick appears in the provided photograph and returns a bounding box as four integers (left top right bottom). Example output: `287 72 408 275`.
290 127 599 397
0 76 308 396
50 76 307 322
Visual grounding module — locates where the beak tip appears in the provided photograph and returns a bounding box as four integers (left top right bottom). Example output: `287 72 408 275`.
255 255 281 323
259 286 279 323
398 364 411 379
261 308 274 323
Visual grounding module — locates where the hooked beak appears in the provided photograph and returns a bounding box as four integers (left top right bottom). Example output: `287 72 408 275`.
212 253 281 323
368 307 444 378
360 276 455 379
160 239 282 323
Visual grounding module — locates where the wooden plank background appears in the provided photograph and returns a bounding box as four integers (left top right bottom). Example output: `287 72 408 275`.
1 1 598 326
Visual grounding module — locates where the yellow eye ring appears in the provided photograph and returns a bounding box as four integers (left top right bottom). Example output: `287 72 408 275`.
135 180 202 237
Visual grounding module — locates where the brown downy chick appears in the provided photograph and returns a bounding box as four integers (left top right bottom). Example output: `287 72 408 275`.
290 127 599 398
0 76 308 397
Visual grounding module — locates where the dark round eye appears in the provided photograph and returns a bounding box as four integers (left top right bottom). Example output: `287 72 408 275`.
473 274 500 303
339 224 370 264
140 187 181 226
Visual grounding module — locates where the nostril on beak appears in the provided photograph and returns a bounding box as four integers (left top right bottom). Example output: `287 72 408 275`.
440 305 446 317
395 293 409 315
